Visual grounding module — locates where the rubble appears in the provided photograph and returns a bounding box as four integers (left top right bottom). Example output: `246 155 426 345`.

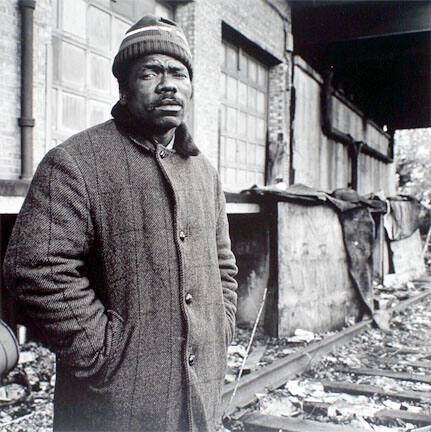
232 279 431 431
0 342 55 432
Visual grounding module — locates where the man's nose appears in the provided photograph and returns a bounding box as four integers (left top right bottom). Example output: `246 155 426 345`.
156 73 177 93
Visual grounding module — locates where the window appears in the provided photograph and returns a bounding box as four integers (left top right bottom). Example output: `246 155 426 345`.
50 0 134 147
219 40 268 190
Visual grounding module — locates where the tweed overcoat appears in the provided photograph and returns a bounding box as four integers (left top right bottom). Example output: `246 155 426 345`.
3 113 238 432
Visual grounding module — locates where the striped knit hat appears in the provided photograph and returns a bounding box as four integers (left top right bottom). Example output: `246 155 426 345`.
112 15 193 81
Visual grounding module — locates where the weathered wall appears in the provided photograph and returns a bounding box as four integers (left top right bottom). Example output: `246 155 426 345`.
292 59 351 191
176 0 291 180
0 0 52 179
277 201 361 336
229 214 270 327
1 0 292 186
1 1 24 179
0 0 169 183
385 229 425 286
292 56 396 195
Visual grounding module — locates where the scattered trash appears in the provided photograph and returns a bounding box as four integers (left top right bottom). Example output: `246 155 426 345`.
382 400 401 410
238 280 431 431
18 351 36 364
0 342 55 431
228 345 247 358
260 397 299 417
287 329 315 343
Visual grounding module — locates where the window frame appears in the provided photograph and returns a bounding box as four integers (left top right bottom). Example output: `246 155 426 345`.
219 39 270 190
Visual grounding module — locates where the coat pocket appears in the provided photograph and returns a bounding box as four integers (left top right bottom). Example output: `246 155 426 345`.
93 309 124 386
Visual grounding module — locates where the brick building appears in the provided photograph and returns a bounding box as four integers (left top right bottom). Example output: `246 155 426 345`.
1 0 429 335
0 0 291 203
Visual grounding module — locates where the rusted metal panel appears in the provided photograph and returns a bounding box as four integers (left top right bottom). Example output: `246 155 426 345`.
357 152 395 195
292 61 393 194
293 65 324 188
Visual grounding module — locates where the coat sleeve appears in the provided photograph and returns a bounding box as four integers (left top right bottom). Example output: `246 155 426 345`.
215 177 238 347
3 146 111 380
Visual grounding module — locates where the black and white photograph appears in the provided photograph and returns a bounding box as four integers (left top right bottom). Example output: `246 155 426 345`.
0 0 431 431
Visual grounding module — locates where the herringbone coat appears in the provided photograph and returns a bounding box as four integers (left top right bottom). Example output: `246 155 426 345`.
3 109 238 432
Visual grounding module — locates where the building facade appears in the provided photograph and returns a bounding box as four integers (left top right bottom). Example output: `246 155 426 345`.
1 0 399 335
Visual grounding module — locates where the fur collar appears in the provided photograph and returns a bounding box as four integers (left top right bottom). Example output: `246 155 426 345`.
111 101 200 157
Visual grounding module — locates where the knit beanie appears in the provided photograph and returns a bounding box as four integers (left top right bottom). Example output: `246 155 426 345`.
112 15 193 82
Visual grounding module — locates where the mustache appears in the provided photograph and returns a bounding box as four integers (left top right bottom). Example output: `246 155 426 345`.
146 98 184 111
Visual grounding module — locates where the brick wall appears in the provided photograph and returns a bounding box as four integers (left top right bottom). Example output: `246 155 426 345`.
176 0 292 183
0 0 292 187
0 1 21 179
0 0 51 181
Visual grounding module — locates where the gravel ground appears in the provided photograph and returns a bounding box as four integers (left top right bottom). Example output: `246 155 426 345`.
0 343 55 432
230 279 431 431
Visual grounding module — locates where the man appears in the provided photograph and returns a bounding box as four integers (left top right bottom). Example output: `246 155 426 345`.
3 16 238 432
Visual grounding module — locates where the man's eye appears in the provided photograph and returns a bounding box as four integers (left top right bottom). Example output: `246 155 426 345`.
140 72 156 79
174 72 187 79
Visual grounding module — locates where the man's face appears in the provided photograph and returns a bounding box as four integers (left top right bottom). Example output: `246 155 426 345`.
124 54 192 132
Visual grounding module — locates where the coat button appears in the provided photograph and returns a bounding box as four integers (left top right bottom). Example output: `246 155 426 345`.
159 149 167 158
179 230 186 241
185 292 193 304
188 354 196 366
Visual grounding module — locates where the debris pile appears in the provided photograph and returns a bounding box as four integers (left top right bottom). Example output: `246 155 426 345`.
0 342 55 431
243 281 431 431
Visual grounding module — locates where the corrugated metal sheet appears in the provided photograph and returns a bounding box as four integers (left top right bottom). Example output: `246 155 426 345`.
292 58 395 195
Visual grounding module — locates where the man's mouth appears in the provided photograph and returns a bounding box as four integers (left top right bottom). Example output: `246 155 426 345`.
153 99 183 112
156 104 182 112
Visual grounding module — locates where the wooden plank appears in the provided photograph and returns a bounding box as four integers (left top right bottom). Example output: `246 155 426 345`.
389 230 426 285
277 202 358 336
224 192 263 204
383 358 431 369
387 347 431 355
322 380 431 402
300 400 431 427
376 409 431 426
302 400 330 416
344 367 431 384
226 203 261 214
242 413 364 432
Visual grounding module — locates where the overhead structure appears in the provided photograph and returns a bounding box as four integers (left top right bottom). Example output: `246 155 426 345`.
291 1 431 130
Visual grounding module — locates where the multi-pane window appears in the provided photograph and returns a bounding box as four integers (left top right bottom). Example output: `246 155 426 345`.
50 0 173 148
51 0 132 147
219 41 268 190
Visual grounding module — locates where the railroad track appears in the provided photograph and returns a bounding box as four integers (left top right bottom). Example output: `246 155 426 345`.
222 276 431 431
